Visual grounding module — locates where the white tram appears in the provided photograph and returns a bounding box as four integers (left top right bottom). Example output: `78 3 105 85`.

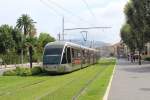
43 41 100 73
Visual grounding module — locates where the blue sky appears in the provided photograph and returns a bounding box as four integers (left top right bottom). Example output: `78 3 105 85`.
0 0 128 44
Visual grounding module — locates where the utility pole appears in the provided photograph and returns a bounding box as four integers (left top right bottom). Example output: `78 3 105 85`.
62 16 64 41
57 33 61 41
92 40 95 48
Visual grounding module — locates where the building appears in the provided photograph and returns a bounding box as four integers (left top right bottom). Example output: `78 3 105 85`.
112 42 129 58
145 42 150 56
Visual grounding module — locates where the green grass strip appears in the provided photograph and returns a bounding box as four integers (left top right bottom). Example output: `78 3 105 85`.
0 58 116 100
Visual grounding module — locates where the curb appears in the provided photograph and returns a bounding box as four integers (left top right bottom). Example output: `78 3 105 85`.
103 61 117 100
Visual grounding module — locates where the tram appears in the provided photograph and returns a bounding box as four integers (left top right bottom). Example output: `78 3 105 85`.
43 41 100 73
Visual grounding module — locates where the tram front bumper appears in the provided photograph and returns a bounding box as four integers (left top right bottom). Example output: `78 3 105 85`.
43 64 66 73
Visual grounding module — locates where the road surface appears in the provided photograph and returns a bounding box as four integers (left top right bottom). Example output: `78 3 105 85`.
108 59 150 100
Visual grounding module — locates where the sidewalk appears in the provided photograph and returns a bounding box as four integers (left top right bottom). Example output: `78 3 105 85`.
108 59 150 100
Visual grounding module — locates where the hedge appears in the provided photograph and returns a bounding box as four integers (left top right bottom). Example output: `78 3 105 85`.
144 57 150 61
3 67 43 76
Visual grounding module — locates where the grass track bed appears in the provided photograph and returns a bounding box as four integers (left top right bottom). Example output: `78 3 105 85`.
0 58 116 100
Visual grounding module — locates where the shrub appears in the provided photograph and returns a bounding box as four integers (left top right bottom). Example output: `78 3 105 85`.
15 67 21 75
3 67 44 76
144 57 150 61
14 67 32 76
19 68 32 76
31 67 43 75
3 70 16 76
32 54 38 62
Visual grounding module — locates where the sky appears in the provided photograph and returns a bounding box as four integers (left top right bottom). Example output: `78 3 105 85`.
0 0 128 44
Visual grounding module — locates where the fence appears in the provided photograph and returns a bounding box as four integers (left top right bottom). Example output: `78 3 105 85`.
0 52 42 68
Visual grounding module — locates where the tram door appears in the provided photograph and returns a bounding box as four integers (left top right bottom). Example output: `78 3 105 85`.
62 47 71 64
66 47 71 64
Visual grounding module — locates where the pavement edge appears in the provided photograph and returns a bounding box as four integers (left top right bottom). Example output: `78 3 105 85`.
103 60 117 100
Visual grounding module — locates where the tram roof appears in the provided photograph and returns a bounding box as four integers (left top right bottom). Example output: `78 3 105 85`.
45 41 98 51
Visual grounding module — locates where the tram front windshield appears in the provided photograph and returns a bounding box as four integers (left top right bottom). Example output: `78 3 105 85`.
43 47 63 65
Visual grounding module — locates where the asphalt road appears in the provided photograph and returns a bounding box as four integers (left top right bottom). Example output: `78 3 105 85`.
108 59 150 100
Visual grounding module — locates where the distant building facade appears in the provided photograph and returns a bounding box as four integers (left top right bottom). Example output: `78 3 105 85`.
112 42 129 58
99 42 150 58
145 42 150 56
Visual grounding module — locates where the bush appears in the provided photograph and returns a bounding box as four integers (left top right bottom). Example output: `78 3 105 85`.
19 68 32 76
144 57 150 61
3 67 43 76
3 70 16 76
15 67 21 75
32 54 38 62
31 67 43 75
11 67 31 76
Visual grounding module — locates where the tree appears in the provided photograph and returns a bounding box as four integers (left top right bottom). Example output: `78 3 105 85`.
16 14 35 37
11 27 22 54
38 33 55 53
0 24 15 54
144 0 150 42
16 14 36 68
123 0 150 65
25 36 37 66
120 23 136 52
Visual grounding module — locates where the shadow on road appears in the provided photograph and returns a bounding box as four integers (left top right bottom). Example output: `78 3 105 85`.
117 58 150 73
123 66 150 73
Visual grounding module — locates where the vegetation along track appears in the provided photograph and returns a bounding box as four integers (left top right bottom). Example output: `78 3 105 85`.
0 58 116 100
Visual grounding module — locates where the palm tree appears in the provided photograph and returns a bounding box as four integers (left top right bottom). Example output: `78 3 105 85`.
16 14 36 68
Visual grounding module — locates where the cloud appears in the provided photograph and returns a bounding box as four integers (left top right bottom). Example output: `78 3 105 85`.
64 0 128 44
0 0 128 44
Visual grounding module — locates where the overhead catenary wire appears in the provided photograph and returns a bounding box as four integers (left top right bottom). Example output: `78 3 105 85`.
81 0 104 38
64 26 111 30
47 0 93 26
40 0 63 16
40 0 79 41
40 0 87 30
40 0 79 36
81 0 97 22
40 0 112 42
81 0 103 27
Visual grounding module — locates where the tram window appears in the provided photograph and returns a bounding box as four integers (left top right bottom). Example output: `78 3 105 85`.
85 50 87 57
72 49 74 58
44 48 62 55
77 52 81 57
73 49 78 58
82 50 85 57
72 49 81 59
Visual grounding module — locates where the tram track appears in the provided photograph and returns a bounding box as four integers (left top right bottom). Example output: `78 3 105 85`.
40 64 108 100
72 65 109 100
37 65 96 100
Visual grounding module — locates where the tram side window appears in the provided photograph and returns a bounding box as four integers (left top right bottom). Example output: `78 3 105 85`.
72 49 74 58
72 49 81 59
82 50 85 64
77 52 81 58
72 49 76 60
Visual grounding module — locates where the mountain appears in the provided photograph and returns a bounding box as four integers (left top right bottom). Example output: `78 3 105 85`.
65 39 110 48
